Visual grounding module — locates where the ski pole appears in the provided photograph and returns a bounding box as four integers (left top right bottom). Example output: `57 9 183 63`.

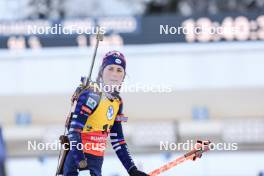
86 26 104 86
149 140 211 176
55 26 104 176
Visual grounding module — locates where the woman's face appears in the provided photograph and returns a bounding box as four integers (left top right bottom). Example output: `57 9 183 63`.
102 64 125 87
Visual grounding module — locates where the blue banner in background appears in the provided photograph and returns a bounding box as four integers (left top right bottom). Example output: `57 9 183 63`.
0 13 263 49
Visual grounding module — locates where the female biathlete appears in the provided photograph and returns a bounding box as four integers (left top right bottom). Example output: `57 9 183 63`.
63 51 149 176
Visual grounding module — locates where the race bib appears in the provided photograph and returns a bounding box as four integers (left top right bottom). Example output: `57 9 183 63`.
81 131 107 156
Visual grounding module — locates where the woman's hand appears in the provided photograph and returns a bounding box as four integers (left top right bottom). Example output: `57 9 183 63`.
129 166 149 176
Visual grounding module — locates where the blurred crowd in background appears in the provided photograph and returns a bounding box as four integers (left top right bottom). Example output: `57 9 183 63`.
0 0 264 20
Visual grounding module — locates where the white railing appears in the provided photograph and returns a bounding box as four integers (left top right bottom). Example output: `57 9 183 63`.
1 41 264 95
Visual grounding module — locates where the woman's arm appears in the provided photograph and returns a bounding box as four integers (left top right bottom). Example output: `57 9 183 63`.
67 89 99 166
110 121 135 172
110 101 148 176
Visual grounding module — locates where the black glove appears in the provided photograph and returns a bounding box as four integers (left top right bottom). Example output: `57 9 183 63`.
192 150 203 161
192 140 211 161
128 166 149 176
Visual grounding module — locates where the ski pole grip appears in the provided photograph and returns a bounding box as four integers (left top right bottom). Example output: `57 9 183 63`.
184 140 211 158
96 31 104 41
96 26 104 41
